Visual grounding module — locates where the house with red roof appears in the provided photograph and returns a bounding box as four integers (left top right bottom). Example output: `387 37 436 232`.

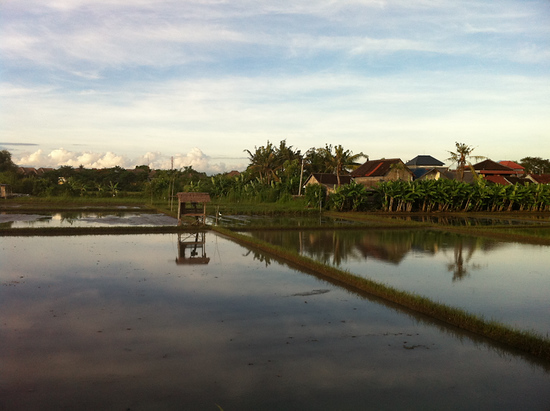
499 161 525 176
473 160 534 185
351 158 413 188
473 159 515 177
527 174 550 184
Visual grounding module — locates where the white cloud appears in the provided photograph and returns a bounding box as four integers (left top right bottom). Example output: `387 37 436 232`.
2 0 549 167
13 148 243 174
3 0 547 74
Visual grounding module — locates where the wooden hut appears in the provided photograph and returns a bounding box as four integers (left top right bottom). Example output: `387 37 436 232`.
176 192 211 225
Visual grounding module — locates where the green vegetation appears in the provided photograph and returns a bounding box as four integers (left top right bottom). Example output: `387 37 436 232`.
2 142 550 213
446 141 485 182
376 179 550 212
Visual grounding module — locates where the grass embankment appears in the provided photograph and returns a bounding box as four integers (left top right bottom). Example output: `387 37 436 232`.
213 225 550 362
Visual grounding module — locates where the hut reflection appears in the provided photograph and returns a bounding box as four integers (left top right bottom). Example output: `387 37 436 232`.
175 232 210 265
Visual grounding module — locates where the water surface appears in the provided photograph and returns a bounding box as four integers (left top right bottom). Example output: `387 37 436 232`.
1 233 549 409
0 211 177 228
247 229 550 336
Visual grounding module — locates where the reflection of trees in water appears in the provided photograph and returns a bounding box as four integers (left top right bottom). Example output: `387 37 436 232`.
250 229 501 281
243 249 273 266
446 237 483 281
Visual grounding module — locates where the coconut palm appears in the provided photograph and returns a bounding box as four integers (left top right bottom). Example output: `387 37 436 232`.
447 142 485 182
244 141 281 185
321 144 367 187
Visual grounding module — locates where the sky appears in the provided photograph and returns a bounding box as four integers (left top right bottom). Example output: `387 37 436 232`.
1 0 549 174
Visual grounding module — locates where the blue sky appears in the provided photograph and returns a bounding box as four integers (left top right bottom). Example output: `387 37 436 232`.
1 0 549 174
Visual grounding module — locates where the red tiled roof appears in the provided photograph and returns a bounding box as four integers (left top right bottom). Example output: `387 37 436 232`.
351 158 407 178
484 175 510 185
529 174 550 184
499 161 524 170
473 159 515 175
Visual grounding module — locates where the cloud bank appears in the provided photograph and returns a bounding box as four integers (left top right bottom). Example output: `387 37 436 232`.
13 148 245 175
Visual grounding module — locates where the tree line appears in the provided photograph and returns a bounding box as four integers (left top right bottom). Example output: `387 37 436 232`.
1 145 549 212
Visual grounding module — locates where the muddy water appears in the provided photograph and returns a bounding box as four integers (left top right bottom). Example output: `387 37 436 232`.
247 229 550 337
1 233 550 410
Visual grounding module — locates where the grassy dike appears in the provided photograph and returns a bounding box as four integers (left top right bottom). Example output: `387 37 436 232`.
212 225 550 362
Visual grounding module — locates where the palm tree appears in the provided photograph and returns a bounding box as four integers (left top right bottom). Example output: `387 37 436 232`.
447 142 485 182
244 141 281 184
321 144 367 187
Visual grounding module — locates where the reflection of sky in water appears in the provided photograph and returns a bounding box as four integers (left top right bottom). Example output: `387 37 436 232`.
1 234 550 409
247 230 550 336
349 240 550 336
0 212 177 227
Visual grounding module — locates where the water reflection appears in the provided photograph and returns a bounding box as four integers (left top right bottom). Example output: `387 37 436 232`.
446 239 483 281
0 211 177 227
247 229 550 335
1 234 550 409
175 232 210 264
253 229 494 269
385 214 550 226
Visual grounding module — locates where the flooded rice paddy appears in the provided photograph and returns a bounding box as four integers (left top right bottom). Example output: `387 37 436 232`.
246 229 550 337
2 212 550 409
0 211 177 228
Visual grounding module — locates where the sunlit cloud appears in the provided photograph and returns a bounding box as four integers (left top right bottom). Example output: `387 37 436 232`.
13 147 244 174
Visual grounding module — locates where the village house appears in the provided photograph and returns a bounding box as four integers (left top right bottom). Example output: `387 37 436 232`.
405 155 447 181
473 159 515 177
17 167 39 177
303 173 352 193
527 174 550 184
499 161 525 176
351 158 413 188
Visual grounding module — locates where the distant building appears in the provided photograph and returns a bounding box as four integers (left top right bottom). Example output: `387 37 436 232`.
17 167 38 177
498 161 525 176
405 155 446 170
351 158 413 187
406 155 448 181
473 159 515 177
527 174 550 184
226 170 241 178
303 173 352 193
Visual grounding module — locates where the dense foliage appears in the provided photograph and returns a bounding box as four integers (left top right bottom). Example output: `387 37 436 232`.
2 142 549 212
375 179 550 212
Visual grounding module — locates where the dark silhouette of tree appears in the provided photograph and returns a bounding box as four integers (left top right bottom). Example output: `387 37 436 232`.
244 140 302 185
0 150 17 173
519 157 550 174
